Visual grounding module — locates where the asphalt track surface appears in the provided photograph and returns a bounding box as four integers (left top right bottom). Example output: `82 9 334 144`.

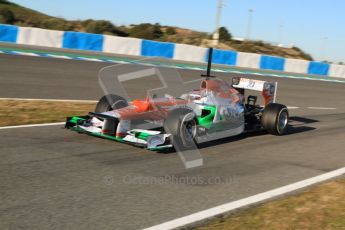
1 53 345 230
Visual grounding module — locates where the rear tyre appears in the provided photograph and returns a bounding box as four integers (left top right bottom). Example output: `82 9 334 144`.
164 108 198 150
261 103 289 135
95 94 128 113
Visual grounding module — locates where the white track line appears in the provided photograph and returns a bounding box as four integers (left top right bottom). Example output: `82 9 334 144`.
12 51 40 57
45 54 73 59
1 99 338 110
0 122 65 130
0 99 339 111
144 166 345 230
287 106 300 109
0 98 97 103
307 107 337 110
76 57 104 62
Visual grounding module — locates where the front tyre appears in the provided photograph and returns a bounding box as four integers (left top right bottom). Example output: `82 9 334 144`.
95 94 128 113
261 103 289 135
164 108 198 150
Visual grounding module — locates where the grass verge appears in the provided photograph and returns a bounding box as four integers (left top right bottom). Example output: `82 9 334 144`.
0 100 95 126
198 177 345 230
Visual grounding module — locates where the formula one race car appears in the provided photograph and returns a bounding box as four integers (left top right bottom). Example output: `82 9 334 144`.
65 48 289 151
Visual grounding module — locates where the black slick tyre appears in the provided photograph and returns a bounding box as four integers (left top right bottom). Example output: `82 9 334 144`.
164 108 198 150
95 94 128 113
261 103 289 135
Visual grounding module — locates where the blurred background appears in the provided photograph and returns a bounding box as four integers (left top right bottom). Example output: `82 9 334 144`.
2 0 345 64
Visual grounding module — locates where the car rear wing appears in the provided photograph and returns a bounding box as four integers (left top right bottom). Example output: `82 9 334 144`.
232 77 278 106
